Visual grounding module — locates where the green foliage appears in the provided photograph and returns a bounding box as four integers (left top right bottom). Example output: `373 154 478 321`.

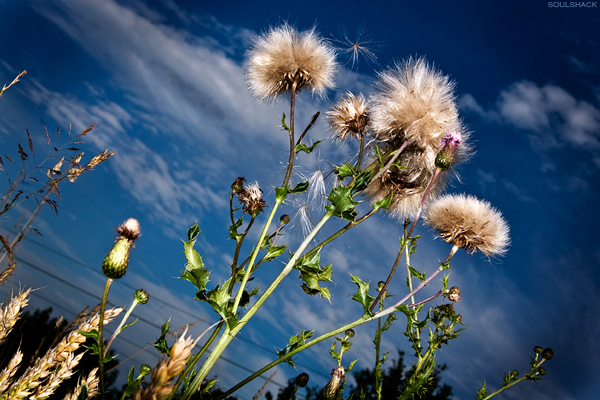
295 252 333 301
295 140 323 154
153 320 171 355
372 192 393 211
350 275 375 318
121 365 151 399
196 278 239 330
180 223 210 293
334 163 357 180
275 181 310 202
326 186 360 222
277 331 314 367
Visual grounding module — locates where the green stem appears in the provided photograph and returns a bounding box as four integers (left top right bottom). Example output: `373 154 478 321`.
183 209 334 400
167 320 224 400
371 166 442 310
355 132 365 171
482 360 546 400
282 82 298 188
220 258 449 399
98 278 113 400
104 299 138 356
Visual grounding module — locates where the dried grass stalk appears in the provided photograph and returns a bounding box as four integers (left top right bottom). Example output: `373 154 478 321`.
2 307 121 400
0 289 31 345
63 368 99 400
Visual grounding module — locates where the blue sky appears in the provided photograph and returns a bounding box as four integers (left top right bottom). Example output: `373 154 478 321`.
0 1 599 399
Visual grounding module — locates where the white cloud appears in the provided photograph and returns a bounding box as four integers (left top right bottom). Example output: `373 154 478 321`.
462 81 600 151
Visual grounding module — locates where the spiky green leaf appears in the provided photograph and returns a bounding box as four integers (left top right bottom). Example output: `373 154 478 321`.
350 274 374 318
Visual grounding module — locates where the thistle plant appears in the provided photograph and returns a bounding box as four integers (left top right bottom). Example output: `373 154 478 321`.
2 22 554 400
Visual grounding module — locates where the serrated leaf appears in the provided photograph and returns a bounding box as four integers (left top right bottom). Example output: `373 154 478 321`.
229 217 244 241
119 318 138 333
275 181 309 202
153 320 171 355
198 279 239 330
347 359 359 372
188 223 200 241
295 140 323 154
351 169 373 193
265 244 286 261
277 331 314 367
180 230 209 292
295 252 333 301
281 113 290 132
334 163 356 179
350 274 374 318
200 380 218 394
327 186 359 222
373 191 393 211
408 266 426 282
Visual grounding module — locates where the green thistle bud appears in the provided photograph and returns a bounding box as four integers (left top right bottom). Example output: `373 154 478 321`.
134 289 149 305
140 364 152 376
541 348 554 360
295 372 309 388
446 286 461 303
435 131 462 171
345 329 355 338
102 218 140 280
318 367 345 400
534 345 543 354
537 366 546 376
280 214 291 225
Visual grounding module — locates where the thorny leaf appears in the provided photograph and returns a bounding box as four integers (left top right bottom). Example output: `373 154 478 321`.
153 320 171 355
281 113 291 133
277 330 314 367
264 244 286 261
295 140 323 154
350 274 375 318
180 225 210 293
334 163 356 180
373 191 393 211
326 186 359 222
295 252 333 301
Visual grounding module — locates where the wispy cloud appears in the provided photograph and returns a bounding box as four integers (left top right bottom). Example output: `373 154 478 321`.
461 80 600 151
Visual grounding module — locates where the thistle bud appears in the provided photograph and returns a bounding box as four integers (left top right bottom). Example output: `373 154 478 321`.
377 281 386 291
295 372 309 388
435 131 462 171
231 177 245 193
280 214 291 225
345 329 355 338
534 346 543 354
446 286 461 303
140 364 152 376
318 367 345 400
102 218 140 279
537 366 546 376
541 348 554 360
134 289 149 305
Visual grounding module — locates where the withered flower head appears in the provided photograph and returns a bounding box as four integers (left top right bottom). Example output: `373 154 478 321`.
363 142 446 220
237 181 267 216
245 23 338 101
425 194 510 256
327 92 369 140
370 57 461 149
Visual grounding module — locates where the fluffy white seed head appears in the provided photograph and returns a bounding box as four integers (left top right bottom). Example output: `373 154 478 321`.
370 57 462 149
425 194 510 256
327 92 370 140
245 23 338 101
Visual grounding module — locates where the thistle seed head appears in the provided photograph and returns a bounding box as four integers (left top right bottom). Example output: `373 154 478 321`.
327 92 370 140
370 57 462 149
245 23 338 101
425 194 510 256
